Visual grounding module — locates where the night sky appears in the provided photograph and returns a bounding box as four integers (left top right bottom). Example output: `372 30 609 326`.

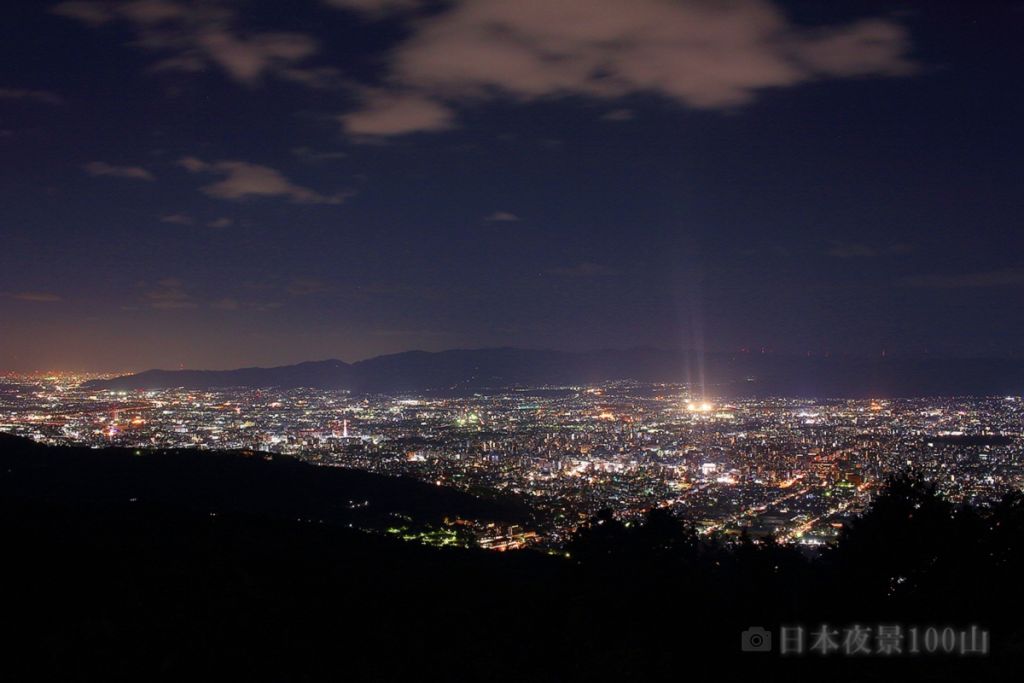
2 0 1022 372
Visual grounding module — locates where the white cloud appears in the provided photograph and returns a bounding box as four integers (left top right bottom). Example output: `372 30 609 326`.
207 217 233 228
84 161 154 180
190 29 318 85
340 90 455 136
160 213 194 225
334 0 916 135
179 157 350 204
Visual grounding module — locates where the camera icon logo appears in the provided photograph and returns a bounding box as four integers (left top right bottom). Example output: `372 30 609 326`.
741 626 772 652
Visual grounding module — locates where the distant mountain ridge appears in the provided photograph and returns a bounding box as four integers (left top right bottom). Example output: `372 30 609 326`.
81 347 1024 398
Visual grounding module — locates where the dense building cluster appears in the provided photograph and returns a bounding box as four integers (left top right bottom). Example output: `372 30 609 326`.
2 373 1022 549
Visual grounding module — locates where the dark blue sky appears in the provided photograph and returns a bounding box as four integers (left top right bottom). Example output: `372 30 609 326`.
2 0 1023 371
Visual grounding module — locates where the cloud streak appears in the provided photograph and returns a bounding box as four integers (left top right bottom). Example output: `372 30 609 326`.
84 161 155 180
1 291 63 303
0 87 64 105
484 211 520 223
141 277 197 310
905 269 1024 290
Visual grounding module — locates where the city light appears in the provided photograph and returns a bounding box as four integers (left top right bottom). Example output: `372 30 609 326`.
3 374 1020 549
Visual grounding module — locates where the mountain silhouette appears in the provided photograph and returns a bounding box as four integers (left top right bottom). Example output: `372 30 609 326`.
82 347 1024 397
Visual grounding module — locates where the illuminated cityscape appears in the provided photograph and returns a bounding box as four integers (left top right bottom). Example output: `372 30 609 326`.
4 373 1021 549
4 1 1024 677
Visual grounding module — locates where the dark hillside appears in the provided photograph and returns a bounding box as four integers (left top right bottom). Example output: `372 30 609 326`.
1 437 1022 681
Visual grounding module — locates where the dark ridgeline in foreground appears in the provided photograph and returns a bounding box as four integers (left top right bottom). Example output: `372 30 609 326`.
2 434 1022 681
0 433 524 531
83 347 1024 397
